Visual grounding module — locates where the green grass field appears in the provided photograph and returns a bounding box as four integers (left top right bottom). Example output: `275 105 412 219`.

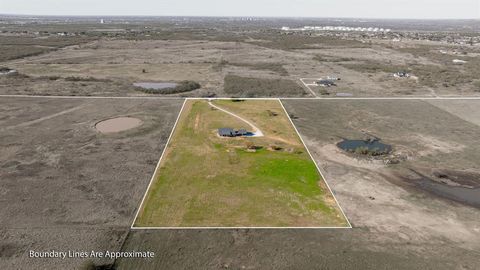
134 99 348 227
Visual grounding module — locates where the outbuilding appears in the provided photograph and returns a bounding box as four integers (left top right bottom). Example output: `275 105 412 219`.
316 79 336 87
394 71 410 78
236 129 248 136
218 128 249 137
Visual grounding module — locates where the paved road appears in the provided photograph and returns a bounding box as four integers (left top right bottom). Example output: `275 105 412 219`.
208 101 264 137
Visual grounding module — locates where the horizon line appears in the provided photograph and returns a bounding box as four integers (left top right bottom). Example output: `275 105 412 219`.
0 13 478 21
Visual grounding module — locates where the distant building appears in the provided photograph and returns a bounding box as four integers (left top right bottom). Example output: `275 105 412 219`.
393 71 410 78
316 79 336 87
237 129 248 136
0 68 17 75
452 59 467 64
218 128 248 137
282 25 391 33
218 128 235 137
327 76 341 81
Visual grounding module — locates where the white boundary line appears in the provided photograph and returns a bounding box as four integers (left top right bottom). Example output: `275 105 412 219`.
299 78 319 97
130 98 187 229
0 94 184 100
132 226 350 230
132 98 352 229
279 99 352 229
2 94 480 100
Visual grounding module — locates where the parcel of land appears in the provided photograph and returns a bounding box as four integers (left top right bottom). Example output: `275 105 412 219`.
134 99 348 227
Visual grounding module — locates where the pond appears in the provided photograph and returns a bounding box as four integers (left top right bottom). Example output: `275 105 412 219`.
337 139 392 155
415 178 480 208
95 117 142 134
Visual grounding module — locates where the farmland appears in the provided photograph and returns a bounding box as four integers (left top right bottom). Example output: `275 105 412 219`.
2 15 480 270
134 99 348 227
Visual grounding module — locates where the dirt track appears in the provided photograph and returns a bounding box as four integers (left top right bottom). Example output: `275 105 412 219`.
208 100 264 137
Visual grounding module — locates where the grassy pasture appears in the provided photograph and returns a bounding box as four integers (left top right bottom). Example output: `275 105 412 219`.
134 99 348 227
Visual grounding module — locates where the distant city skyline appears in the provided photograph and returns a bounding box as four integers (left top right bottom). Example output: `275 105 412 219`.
2 0 479 19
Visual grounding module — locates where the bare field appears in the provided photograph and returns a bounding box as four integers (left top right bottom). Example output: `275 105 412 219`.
117 99 480 270
2 39 305 97
0 35 96 62
2 36 479 97
0 97 183 269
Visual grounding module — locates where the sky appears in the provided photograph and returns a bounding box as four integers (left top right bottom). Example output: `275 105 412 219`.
1 0 479 19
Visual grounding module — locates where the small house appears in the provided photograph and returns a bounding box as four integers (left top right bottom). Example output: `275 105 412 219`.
218 128 235 137
0 67 17 76
452 59 467 65
327 76 341 81
316 79 336 87
218 128 249 137
394 71 410 78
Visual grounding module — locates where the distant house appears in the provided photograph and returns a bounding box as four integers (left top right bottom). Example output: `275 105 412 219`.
0 68 17 76
219 128 235 137
327 76 341 81
316 79 336 87
452 59 467 65
394 71 410 78
218 128 248 137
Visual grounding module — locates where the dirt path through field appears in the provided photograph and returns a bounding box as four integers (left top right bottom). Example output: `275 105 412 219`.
208 100 264 137
0 104 85 131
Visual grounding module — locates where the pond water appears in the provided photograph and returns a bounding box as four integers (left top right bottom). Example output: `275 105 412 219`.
133 82 178 90
415 178 480 208
337 139 392 154
95 117 142 134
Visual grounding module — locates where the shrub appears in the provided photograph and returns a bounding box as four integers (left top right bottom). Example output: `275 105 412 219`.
138 81 201 94
313 55 354 62
231 62 289 76
65 76 111 82
39 75 61 80
223 75 305 97
266 110 278 116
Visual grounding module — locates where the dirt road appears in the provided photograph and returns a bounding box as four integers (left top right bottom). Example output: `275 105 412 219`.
208 100 264 137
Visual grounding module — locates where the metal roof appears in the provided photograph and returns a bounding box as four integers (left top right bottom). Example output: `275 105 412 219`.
218 128 234 136
317 79 335 85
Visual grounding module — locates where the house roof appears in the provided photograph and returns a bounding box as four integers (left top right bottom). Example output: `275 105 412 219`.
218 128 234 136
317 79 335 85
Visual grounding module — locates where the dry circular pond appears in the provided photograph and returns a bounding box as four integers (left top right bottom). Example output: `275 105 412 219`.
95 117 142 134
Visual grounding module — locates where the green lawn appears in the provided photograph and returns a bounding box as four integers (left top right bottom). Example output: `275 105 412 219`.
134 99 348 227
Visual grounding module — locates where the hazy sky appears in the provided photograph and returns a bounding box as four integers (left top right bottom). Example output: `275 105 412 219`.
2 0 479 19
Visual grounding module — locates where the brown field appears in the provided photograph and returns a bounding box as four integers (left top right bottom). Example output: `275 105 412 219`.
2 18 480 270
0 97 183 269
2 31 479 97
